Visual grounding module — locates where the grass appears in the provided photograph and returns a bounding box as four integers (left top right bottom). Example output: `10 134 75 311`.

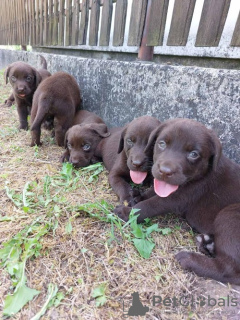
0 68 240 319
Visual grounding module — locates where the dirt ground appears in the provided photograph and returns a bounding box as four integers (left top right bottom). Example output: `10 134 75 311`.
0 68 240 320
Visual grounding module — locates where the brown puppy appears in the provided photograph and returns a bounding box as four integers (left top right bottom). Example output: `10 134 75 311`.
99 115 160 205
115 118 240 285
4 56 51 129
30 72 82 147
61 110 110 167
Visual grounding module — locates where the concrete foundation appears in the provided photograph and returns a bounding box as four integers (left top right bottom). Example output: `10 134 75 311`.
0 49 239 162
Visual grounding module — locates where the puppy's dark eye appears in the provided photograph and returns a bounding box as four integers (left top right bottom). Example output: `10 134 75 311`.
11 76 16 82
26 76 32 82
188 150 200 160
83 144 90 151
158 140 167 150
67 142 72 150
126 138 133 146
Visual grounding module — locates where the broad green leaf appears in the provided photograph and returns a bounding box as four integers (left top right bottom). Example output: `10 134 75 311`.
160 227 172 235
133 238 155 259
145 223 159 236
3 284 40 316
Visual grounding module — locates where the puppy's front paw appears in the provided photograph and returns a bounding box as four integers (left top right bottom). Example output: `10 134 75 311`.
114 205 131 222
196 234 215 256
175 251 193 270
4 99 14 107
60 151 70 163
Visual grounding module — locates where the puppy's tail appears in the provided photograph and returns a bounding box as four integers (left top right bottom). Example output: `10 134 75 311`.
39 55 47 69
31 98 50 131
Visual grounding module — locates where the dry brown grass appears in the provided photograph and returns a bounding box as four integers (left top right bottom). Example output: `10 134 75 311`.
0 68 240 320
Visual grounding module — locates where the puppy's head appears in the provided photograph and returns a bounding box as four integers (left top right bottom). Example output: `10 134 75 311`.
145 118 222 197
118 115 160 184
4 62 42 99
64 123 110 168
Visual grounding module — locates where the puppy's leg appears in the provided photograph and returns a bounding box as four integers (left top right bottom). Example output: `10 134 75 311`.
175 251 240 285
176 204 240 285
60 149 70 163
17 104 29 130
4 93 15 107
30 126 42 146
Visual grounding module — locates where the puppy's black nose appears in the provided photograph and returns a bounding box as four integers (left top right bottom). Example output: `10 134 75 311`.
17 87 25 93
132 159 144 168
159 165 174 177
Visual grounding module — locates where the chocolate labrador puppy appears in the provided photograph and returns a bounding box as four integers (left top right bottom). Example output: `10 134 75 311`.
4 56 51 129
30 71 82 147
61 110 110 167
115 118 240 285
99 116 160 205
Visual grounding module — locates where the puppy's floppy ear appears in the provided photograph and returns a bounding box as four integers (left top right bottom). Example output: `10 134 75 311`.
144 123 165 154
117 127 127 154
64 129 70 149
34 70 42 87
4 65 12 84
90 123 111 138
209 130 222 171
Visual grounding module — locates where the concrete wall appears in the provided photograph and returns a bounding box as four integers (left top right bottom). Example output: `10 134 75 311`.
0 49 239 163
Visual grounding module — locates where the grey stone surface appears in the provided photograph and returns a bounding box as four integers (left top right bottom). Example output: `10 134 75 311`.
0 49 239 162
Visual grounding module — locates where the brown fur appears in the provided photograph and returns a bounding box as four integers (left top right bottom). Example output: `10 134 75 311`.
115 118 240 285
4 57 51 129
97 116 160 205
61 110 110 167
30 71 81 147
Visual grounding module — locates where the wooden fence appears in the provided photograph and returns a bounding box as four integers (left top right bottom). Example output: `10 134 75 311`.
0 0 239 58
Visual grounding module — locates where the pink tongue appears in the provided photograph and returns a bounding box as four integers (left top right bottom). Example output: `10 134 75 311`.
154 179 179 197
130 171 148 184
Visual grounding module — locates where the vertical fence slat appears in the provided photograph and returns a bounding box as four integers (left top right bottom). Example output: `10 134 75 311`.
89 0 100 46
58 0 65 45
231 12 240 46
7 0 9 44
79 0 89 45
113 0 127 46
39 0 44 45
167 0 196 46
128 0 147 46
195 0 231 47
72 0 80 45
48 0 53 45
65 0 72 46
43 0 48 45
35 0 39 45
52 0 59 45
144 0 169 46
25 0 31 45
99 0 113 46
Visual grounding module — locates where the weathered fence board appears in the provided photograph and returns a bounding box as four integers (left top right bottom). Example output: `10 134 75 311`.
195 0 231 46
65 0 72 46
79 0 89 45
144 0 169 46
89 0 100 46
113 0 127 46
52 0 59 45
128 0 148 46
72 0 80 45
231 11 240 46
167 0 196 46
58 0 65 46
99 0 113 46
